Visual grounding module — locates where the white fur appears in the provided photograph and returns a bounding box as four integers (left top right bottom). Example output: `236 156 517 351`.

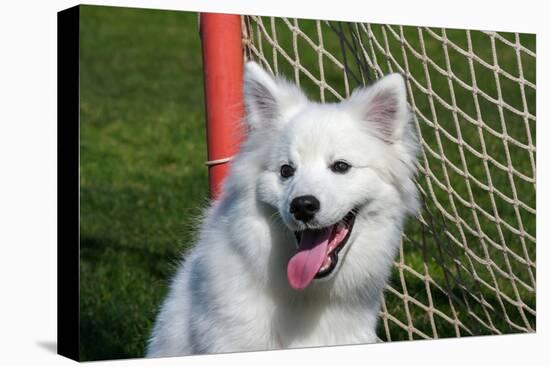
146 62 419 357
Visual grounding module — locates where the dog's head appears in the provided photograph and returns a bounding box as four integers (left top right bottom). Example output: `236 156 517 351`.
241 62 419 290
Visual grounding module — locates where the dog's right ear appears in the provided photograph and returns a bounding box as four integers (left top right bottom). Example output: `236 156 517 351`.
243 61 307 132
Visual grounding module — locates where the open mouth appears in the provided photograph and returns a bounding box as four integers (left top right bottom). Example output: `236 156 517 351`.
287 210 356 290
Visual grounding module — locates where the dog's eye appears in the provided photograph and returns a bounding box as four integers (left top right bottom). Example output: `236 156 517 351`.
331 160 351 174
280 164 295 178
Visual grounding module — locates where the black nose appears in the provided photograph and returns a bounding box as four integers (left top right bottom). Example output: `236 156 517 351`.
290 195 320 222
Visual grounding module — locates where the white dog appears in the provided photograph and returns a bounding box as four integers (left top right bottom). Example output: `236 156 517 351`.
146 62 419 357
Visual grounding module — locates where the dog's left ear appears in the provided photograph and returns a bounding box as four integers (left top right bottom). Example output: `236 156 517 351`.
346 73 410 143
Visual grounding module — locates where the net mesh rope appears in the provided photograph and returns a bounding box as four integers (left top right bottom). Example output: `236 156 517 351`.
240 16 536 340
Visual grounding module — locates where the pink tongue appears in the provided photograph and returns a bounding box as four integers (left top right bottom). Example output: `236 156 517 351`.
287 227 332 290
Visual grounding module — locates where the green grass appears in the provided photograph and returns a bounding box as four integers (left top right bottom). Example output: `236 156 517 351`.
79 5 208 360
79 5 536 361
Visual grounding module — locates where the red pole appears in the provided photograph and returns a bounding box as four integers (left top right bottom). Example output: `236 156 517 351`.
200 13 245 199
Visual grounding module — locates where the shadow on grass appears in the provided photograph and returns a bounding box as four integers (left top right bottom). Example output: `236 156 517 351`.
80 235 175 280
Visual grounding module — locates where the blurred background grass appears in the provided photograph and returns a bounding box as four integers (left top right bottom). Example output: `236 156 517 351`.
79 5 208 360
79 5 535 361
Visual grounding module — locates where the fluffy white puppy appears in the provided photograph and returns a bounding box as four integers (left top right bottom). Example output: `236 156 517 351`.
147 61 419 357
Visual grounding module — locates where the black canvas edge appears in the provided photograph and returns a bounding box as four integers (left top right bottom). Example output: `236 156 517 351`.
57 4 81 362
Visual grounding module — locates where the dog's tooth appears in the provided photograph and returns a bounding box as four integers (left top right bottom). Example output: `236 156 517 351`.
319 257 332 273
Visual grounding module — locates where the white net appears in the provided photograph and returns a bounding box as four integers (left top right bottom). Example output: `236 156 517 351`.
241 15 536 340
